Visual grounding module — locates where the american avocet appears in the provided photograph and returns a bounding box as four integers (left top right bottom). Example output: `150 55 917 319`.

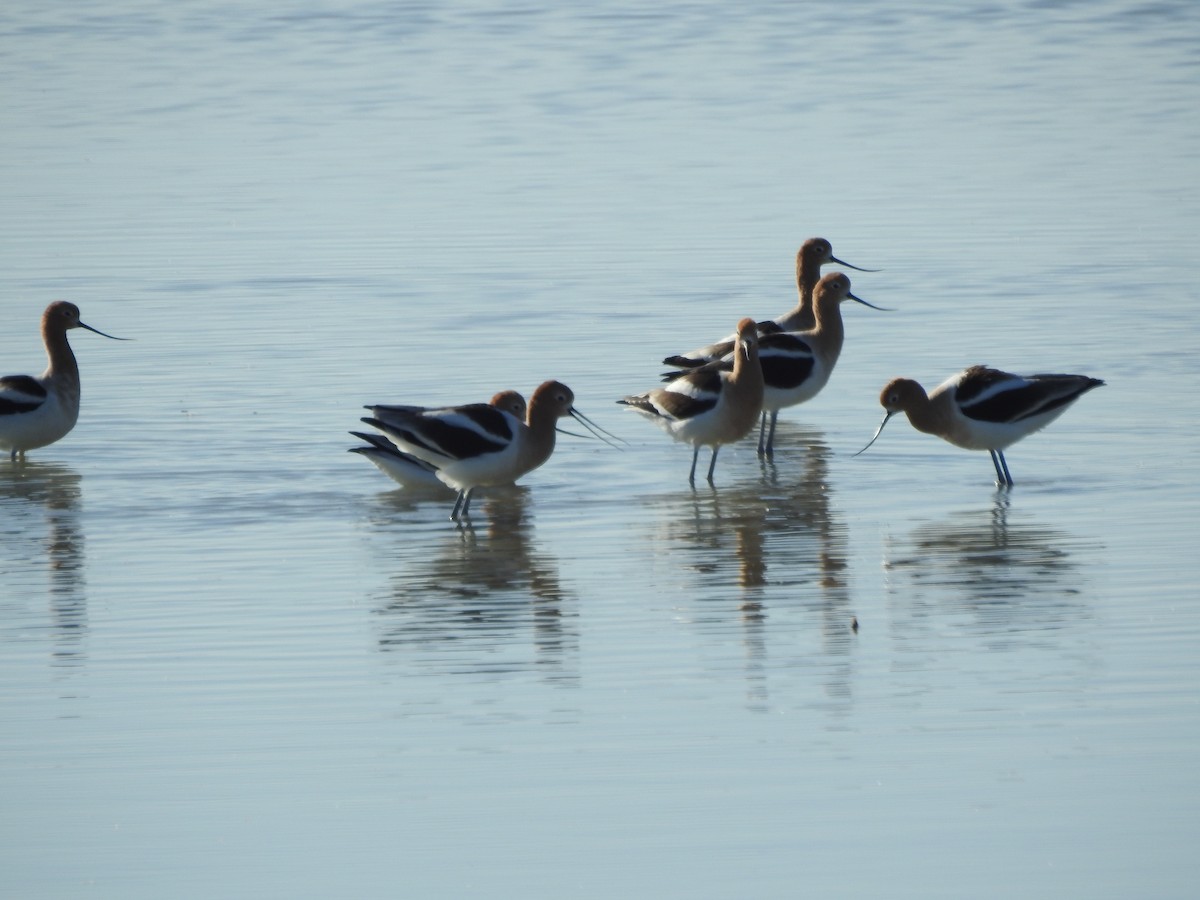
778 236 877 331
662 272 885 456
352 390 527 490
620 317 764 484
362 380 613 521
854 365 1105 487
663 238 876 368
1 301 127 462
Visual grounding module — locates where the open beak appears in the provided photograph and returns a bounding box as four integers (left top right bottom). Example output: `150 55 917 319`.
556 425 596 440
852 411 895 457
79 321 132 341
830 255 880 273
847 291 893 312
569 408 627 448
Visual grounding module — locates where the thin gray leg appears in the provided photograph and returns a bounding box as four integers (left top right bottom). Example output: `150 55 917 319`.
990 450 1014 488
688 446 700 483
451 488 475 520
996 450 1014 487
706 446 720 483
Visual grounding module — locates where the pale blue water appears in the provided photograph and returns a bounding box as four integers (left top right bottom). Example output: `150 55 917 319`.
3 1 1199 897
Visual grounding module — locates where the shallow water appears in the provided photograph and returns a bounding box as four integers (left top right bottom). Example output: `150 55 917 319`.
3 1 1200 897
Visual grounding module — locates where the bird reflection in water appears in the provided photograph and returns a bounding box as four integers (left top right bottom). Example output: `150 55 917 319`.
372 487 577 681
0 462 87 666
885 493 1097 646
647 424 854 708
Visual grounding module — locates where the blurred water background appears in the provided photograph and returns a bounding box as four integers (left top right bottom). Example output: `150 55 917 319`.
3 1 1199 897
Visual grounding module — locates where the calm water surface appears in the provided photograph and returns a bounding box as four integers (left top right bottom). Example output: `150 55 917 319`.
3 1 1199 897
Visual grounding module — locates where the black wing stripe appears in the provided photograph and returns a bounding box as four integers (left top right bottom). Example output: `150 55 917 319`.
656 392 718 419
759 356 814 390
0 375 47 415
